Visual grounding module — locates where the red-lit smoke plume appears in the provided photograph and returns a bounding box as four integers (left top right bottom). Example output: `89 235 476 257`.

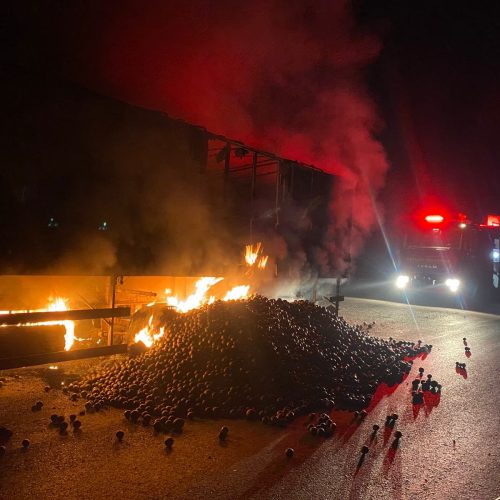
14 0 389 274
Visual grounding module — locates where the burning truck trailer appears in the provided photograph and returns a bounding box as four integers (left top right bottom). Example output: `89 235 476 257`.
0 78 355 368
203 133 352 305
0 70 353 368
0 175 434 431
0 149 427 425
0 129 349 368
0 73 434 431
0 270 273 369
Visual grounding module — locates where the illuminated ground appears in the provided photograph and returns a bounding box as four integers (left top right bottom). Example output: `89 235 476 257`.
344 278 500 315
0 298 499 500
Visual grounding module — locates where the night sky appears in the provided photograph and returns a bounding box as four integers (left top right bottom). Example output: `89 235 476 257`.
362 2 500 221
2 1 500 273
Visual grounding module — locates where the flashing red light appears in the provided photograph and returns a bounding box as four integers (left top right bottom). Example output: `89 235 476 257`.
424 214 444 224
486 215 500 227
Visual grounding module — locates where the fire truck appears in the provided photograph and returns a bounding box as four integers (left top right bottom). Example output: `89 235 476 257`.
394 211 500 299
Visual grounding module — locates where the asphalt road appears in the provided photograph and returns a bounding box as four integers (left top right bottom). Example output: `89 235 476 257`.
343 278 500 315
0 298 499 500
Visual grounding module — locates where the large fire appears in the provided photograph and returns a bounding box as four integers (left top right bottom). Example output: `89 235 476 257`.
135 278 252 347
0 297 76 351
132 243 268 348
134 242 267 348
0 244 269 352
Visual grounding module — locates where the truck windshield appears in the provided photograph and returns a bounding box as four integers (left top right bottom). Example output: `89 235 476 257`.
406 228 462 250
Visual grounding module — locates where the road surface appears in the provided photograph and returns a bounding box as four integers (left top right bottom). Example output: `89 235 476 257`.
0 298 499 500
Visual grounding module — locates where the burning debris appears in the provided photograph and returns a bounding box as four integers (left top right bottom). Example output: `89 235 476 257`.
69 297 430 425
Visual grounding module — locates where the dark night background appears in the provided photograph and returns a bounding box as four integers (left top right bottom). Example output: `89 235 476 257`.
1 1 499 278
364 2 500 217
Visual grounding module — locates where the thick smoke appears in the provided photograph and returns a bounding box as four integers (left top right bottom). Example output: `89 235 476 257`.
82 0 388 274
6 0 389 278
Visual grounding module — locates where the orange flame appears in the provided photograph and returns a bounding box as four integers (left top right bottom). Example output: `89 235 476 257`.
47 297 76 351
245 242 262 266
164 277 250 313
257 255 268 269
166 277 223 313
135 240 266 347
245 242 268 269
245 243 260 266
223 285 250 301
135 277 251 347
0 297 77 351
134 315 165 347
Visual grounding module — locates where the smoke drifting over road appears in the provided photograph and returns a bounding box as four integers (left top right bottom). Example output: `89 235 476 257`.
5 0 389 276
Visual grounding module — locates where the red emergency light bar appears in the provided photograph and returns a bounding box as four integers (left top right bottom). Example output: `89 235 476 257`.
424 214 444 224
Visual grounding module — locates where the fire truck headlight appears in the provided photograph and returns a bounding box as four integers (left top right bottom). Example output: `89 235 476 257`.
445 278 460 293
492 249 500 263
395 275 410 289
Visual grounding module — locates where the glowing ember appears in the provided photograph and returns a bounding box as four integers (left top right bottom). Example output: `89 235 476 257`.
134 315 165 348
223 285 250 301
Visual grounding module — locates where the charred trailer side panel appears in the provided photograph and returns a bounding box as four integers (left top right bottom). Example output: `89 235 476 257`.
207 137 348 281
1 68 346 282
